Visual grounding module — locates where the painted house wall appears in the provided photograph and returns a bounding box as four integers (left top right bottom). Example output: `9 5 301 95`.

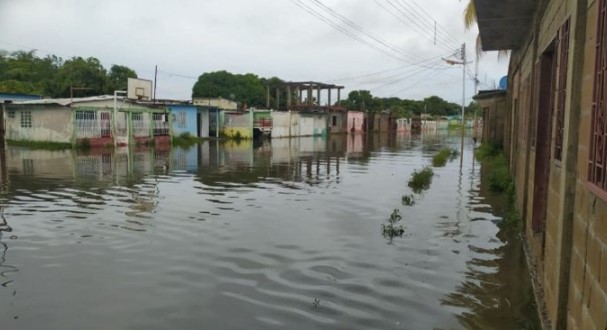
271 111 294 138
395 118 411 132
5 104 73 143
221 112 253 139
298 113 327 137
327 111 347 134
199 108 210 138
170 105 198 137
347 111 364 133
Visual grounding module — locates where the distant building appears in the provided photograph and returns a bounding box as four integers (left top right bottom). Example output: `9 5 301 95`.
193 97 238 111
5 95 170 147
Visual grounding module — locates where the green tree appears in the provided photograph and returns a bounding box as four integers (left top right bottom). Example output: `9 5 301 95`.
54 57 107 97
106 65 137 93
192 71 270 108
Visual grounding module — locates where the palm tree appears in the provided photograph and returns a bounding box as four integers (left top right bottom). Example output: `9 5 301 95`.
463 0 508 60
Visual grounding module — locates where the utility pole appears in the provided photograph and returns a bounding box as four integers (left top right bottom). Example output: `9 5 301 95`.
442 44 470 168
153 65 158 102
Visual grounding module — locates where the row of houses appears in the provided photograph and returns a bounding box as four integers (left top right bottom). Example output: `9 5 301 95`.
474 0 607 328
0 95 415 147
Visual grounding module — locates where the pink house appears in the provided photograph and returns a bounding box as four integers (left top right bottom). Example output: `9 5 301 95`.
346 111 364 133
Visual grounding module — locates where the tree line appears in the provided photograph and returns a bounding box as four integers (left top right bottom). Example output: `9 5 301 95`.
0 52 478 117
0 50 137 97
192 70 478 117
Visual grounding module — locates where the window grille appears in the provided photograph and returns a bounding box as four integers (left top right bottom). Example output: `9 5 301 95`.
75 111 98 138
20 111 32 128
555 19 570 161
589 0 607 193
8 111 15 118
153 113 169 136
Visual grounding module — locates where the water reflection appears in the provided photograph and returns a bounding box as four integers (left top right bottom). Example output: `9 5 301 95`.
0 131 538 329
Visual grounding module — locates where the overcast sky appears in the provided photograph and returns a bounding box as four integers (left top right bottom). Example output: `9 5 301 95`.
0 0 508 104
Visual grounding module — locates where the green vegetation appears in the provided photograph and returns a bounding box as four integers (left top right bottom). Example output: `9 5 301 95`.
476 143 519 229
401 194 415 206
0 50 137 97
381 209 405 243
407 166 434 193
192 70 286 109
7 139 72 150
172 132 201 148
432 148 458 167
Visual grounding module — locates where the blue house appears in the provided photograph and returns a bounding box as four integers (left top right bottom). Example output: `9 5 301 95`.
169 104 210 138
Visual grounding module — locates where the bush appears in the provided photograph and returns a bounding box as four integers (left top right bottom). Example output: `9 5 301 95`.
408 166 434 193
381 209 405 243
432 148 457 167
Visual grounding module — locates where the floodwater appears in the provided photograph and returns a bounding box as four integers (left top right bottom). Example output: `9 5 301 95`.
0 132 539 329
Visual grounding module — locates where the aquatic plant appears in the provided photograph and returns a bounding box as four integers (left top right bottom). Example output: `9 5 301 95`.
407 166 434 194
7 139 72 150
172 132 201 148
381 209 405 243
432 148 454 167
401 194 415 206
475 143 519 230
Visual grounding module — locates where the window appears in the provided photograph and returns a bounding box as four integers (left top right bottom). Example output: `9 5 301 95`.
75 110 97 137
554 19 570 161
8 111 15 119
20 111 31 128
153 113 169 136
332 115 337 126
589 0 607 193
176 111 186 128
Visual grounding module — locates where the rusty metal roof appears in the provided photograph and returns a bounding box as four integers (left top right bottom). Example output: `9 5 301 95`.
474 0 536 51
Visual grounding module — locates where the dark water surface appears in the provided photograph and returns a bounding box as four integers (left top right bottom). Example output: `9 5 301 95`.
0 133 538 329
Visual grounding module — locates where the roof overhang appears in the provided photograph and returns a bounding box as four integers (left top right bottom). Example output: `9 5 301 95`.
473 89 507 100
474 0 536 51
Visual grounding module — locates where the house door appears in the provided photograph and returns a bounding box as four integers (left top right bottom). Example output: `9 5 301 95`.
531 47 556 233
197 112 201 138
100 112 111 137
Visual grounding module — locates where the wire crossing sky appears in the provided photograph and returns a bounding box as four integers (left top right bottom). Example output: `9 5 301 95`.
0 0 507 102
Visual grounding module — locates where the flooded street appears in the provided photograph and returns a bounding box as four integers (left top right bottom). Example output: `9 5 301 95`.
0 133 538 329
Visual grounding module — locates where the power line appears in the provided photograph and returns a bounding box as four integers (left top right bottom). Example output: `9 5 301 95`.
398 0 462 48
290 0 443 67
373 0 461 53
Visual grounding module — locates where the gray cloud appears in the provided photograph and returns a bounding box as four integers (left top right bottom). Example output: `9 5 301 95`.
0 0 508 102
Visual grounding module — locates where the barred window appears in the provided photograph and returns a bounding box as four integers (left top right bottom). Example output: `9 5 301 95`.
8 111 15 118
554 18 570 161
132 113 143 121
20 111 32 128
589 0 607 193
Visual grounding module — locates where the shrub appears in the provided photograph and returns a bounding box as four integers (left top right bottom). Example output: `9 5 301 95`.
408 166 434 194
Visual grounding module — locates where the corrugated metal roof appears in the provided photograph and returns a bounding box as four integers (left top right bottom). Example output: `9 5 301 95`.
16 95 121 106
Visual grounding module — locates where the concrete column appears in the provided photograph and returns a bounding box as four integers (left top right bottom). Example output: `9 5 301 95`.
337 88 341 104
266 86 270 109
328 89 332 108
317 86 321 106
287 85 292 108
308 85 313 106
297 87 301 105
275 88 280 110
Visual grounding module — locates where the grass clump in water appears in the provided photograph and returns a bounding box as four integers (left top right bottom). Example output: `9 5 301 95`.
381 209 405 243
172 132 201 148
407 166 434 193
476 143 519 230
7 139 72 150
401 194 415 206
432 148 458 167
